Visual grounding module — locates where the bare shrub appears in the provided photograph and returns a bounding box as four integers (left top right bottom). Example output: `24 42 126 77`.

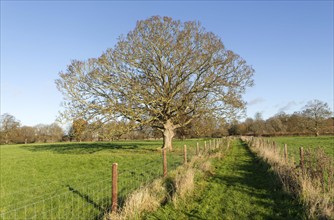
199 161 212 173
304 148 333 193
174 168 195 200
300 174 334 219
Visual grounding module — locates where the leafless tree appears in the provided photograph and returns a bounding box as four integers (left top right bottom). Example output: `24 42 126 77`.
0 113 20 144
34 124 49 143
302 100 332 136
19 126 36 144
266 117 286 134
250 112 266 136
56 16 254 149
48 123 64 142
34 123 64 143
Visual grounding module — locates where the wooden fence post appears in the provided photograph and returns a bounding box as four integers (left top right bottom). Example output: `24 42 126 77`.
204 141 207 153
196 142 199 156
184 145 187 164
300 147 304 173
284 144 288 162
112 163 118 212
162 148 167 177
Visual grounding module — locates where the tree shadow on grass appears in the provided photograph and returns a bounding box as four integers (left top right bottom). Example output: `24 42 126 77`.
210 142 306 219
21 142 160 155
66 185 107 220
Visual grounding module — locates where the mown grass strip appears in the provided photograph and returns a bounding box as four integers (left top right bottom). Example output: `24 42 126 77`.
145 140 306 219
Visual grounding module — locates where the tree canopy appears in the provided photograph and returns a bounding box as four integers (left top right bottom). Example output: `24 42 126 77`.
56 16 254 149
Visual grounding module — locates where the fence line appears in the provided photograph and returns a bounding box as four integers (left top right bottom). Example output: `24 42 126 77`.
1 138 229 220
243 136 334 193
242 136 334 219
0 157 171 209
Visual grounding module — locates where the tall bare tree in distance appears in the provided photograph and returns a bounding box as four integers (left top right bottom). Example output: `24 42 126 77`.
56 16 254 149
302 99 332 136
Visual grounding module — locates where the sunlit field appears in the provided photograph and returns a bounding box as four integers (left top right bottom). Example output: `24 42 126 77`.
269 136 334 160
0 139 203 219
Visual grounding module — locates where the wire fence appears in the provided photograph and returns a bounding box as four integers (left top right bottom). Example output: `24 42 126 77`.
243 136 334 193
0 138 229 220
241 136 334 219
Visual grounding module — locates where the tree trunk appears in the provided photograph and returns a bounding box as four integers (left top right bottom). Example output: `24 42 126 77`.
314 127 319 137
5 133 9 144
163 120 175 151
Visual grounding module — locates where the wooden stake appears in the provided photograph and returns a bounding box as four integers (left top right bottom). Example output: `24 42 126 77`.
162 148 167 177
184 145 187 164
284 144 288 162
300 147 304 173
112 163 118 212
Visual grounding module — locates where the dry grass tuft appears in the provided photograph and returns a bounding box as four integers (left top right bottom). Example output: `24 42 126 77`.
106 179 166 220
199 161 212 173
174 168 195 200
300 175 334 218
105 159 198 220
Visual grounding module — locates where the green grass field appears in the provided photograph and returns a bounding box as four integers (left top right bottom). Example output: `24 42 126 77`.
0 139 204 219
1 136 331 219
267 136 334 162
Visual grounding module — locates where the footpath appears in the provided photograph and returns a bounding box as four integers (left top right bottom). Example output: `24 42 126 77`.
146 140 305 220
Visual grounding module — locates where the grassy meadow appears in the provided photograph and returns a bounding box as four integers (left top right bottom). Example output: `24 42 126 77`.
0 139 203 219
267 136 334 162
1 136 332 219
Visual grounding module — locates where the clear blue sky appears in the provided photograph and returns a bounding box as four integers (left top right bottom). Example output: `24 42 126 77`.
1 1 333 126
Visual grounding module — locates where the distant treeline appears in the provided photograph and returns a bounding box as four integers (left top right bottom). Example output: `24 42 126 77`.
0 114 64 144
228 112 333 137
229 99 333 137
1 100 332 144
